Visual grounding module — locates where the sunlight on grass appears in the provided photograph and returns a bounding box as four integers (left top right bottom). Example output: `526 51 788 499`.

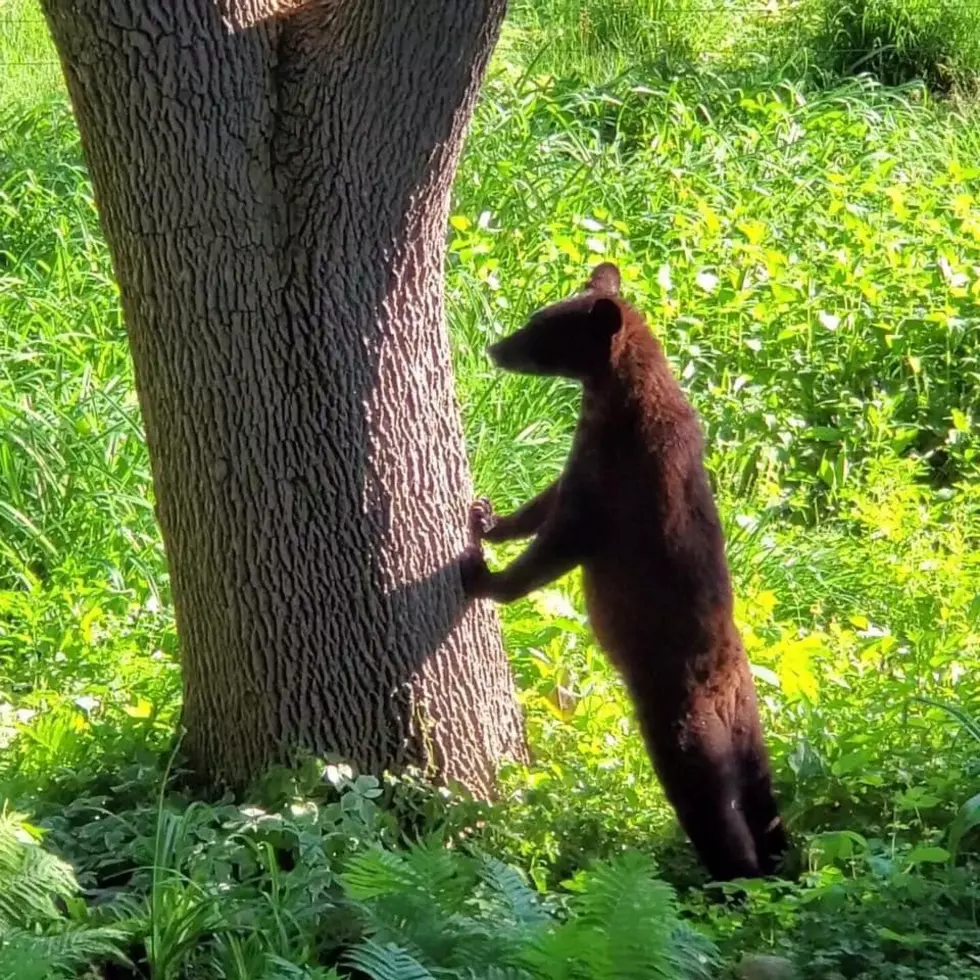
0 0 63 107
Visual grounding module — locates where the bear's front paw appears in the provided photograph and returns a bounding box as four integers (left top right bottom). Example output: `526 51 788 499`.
459 544 491 599
468 497 496 542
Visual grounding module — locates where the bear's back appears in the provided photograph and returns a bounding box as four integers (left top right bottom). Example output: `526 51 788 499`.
574 303 735 674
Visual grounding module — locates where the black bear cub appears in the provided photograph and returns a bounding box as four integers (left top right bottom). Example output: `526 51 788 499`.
462 262 788 881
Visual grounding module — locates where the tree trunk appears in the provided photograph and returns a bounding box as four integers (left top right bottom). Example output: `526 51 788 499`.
39 0 526 794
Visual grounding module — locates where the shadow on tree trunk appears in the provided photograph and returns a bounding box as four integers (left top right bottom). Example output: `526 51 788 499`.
39 0 526 794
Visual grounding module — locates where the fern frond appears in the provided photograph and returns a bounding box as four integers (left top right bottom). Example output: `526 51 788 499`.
523 854 717 980
343 839 480 949
0 925 128 980
342 848 418 900
456 967 535 980
572 854 688 980
566 852 677 931
662 925 719 980
344 940 435 980
340 844 712 980
478 855 549 927
0 809 80 927
520 918 597 980
401 838 476 913
263 954 345 980
435 913 530 974
351 895 433 960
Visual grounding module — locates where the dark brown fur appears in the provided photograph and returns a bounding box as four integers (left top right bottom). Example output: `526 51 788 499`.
461 262 788 881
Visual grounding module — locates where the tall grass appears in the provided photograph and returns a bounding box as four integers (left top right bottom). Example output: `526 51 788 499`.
812 0 980 89
0 102 159 595
0 0 62 106
503 0 730 78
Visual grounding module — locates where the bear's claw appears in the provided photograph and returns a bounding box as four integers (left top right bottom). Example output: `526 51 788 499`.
468 497 496 542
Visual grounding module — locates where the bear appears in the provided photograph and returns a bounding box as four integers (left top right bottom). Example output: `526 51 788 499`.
461 261 788 882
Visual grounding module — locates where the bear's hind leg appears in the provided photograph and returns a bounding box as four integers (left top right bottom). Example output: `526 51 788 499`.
743 787 788 876
633 692 763 881
667 765 762 882
738 745 788 876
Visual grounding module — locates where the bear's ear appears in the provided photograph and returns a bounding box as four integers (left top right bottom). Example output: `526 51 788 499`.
590 296 622 337
586 262 621 296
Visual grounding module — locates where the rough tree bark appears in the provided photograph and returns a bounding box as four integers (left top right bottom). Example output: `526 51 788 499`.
40 0 526 793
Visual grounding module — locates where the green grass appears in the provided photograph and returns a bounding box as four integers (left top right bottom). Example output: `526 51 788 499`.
502 0 722 79
811 0 980 89
2 1 980 978
0 0 63 106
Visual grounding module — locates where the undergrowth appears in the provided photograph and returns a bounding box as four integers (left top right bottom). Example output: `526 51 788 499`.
1 0 980 977
812 0 980 90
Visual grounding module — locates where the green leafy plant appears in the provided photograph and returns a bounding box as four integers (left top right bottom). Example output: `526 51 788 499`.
341 845 716 980
0 806 127 980
913 697 980 865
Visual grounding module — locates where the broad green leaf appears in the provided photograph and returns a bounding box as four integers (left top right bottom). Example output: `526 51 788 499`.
907 845 950 866
947 792 980 864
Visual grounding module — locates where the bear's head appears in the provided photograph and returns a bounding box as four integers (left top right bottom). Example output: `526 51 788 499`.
487 263 624 381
